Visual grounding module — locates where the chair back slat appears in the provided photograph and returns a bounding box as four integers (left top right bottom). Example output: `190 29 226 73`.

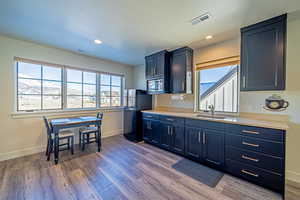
43 116 52 136
97 112 104 125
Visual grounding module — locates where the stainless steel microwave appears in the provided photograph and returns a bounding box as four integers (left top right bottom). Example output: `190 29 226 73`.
147 79 164 94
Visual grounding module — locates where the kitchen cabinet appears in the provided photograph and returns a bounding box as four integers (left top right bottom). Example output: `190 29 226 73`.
170 47 193 94
145 50 170 80
142 112 286 193
185 127 202 160
160 121 185 155
142 114 160 145
160 122 172 149
240 14 286 91
202 129 225 167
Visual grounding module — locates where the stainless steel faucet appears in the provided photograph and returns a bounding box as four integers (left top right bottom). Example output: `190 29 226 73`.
208 104 215 116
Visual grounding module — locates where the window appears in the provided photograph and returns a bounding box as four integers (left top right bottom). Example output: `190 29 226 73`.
100 74 122 107
16 59 124 112
17 62 63 111
66 69 97 109
198 64 239 113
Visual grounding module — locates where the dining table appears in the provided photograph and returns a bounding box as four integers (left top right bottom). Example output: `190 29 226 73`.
50 116 102 164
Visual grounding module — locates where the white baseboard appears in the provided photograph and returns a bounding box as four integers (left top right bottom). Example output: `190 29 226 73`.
0 129 123 162
0 146 44 162
286 170 300 183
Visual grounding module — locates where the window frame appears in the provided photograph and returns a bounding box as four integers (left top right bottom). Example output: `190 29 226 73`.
194 64 240 115
14 58 125 113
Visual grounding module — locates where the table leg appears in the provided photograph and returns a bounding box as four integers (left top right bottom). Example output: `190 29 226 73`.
54 131 59 164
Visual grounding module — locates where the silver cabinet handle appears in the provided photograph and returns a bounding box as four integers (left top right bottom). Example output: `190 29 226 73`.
170 127 173 136
242 130 260 135
167 126 170 135
242 155 259 162
202 132 206 144
242 76 246 88
241 169 259 177
166 118 174 122
198 131 201 143
242 141 259 147
182 81 185 91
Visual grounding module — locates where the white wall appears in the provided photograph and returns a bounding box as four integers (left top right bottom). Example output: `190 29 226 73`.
132 65 146 90
0 35 134 161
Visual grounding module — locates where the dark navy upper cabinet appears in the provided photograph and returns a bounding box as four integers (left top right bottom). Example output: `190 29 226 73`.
170 47 193 94
241 14 287 91
185 127 202 160
145 50 170 80
202 129 225 167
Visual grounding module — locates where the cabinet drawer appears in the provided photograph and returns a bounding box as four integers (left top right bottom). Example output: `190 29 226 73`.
226 159 283 192
225 134 284 157
142 113 160 120
185 119 225 130
226 146 283 174
226 124 284 142
160 115 184 125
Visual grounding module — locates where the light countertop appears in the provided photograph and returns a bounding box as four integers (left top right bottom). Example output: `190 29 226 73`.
141 110 289 130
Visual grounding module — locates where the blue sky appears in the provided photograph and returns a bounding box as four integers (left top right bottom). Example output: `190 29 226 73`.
200 65 237 83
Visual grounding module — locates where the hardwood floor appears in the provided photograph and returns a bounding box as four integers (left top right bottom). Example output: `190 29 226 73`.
0 135 282 200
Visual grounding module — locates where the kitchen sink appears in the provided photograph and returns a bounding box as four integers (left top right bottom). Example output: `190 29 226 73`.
194 114 226 119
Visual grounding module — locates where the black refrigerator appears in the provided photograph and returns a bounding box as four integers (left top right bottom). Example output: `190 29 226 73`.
123 89 152 142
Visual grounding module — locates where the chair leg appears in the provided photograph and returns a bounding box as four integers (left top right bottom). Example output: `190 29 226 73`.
81 134 85 151
46 138 50 156
97 130 101 152
47 139 52 161
79 132 81 147
71 137 74 155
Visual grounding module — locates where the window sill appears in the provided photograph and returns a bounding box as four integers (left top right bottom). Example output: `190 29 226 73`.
11 107 125 119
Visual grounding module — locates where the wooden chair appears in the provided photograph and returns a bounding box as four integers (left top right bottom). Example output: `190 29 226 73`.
79 113 103 152
43 116 75 161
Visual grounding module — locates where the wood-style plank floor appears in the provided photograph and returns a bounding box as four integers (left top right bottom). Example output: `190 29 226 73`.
0 135 282 200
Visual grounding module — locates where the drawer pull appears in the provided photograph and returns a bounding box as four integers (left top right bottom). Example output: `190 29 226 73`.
242 155 259 162
242 141 259 147
241 169 259 177
146 115 152 118
166 118 174 122
242 130 260 135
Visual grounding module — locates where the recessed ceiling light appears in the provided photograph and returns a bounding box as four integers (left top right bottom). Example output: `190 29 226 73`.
206 35 213 40
94 39 102 44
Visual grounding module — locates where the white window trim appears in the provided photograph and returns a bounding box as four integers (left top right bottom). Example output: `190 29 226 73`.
194 65 240 116
14 58 125 114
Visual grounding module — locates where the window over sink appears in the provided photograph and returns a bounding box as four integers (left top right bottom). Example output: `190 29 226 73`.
196 56 240 113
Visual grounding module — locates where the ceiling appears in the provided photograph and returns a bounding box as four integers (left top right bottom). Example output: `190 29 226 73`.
0 0 300 66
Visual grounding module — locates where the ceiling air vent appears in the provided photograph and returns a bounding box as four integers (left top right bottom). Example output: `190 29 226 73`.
190 12 211 25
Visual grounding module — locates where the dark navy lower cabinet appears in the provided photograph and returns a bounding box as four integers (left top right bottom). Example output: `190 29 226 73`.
142 118 160 145
202 129 225 167
170 125 185 155
185 127 202 160
160 122 172 149
142 113 285 193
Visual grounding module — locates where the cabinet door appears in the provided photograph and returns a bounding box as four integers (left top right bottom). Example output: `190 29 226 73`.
171 125 185 155
203 129 225 167
145 56 155 79
143 119 152 142
170 51 186 93
241 15 286 91
160 123 172 149
155 53 165 77
151 120 160 145
185 127 202 160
